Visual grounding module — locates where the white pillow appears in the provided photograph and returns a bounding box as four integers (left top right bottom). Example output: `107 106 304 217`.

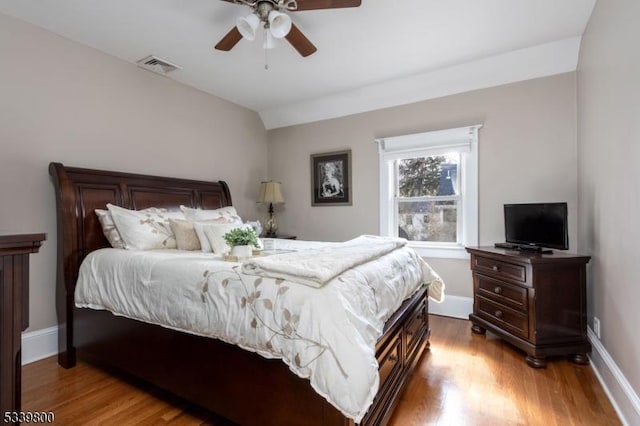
107 204 184 250
200 223 257 254
95 209 126 249
180 205 243 224
191 218 236 252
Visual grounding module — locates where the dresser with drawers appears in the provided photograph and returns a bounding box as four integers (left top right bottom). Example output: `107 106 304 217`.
466 246 591 368
0 232 46 420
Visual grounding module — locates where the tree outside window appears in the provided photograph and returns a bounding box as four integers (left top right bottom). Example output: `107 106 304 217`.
397 154 460 243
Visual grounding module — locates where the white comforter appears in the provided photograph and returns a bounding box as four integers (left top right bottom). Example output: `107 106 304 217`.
75 237 444 422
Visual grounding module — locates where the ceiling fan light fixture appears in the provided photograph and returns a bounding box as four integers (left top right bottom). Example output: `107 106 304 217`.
268 10 292 39
236 13 260 41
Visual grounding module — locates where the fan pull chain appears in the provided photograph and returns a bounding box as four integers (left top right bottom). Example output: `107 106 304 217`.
264 28 269 70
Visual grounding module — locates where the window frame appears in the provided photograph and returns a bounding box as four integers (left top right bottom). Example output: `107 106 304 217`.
377 125 481 259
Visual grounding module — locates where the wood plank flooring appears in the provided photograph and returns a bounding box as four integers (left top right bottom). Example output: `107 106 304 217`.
21 315 620 425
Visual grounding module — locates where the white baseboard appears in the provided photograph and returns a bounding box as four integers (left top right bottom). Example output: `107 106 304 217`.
21 326 58 365
429 295 473 319
587 327 640 426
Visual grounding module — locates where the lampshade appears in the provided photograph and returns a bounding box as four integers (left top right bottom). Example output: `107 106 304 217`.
236 13 260 41
268 10 292 39
258 181 285 204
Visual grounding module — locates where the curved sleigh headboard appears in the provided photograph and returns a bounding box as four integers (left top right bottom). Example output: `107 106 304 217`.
49 162 232 366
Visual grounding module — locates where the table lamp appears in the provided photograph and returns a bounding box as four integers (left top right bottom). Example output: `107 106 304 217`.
257 181 285 237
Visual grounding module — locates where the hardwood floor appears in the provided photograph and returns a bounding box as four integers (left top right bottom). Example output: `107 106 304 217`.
21 315 620 425
389 315 619 426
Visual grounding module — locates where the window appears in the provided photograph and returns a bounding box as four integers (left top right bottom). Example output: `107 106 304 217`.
377 125 481 259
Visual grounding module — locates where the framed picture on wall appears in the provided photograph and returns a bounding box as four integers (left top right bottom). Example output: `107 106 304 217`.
311 149 352 206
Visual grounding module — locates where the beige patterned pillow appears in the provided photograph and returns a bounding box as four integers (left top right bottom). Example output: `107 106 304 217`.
169 219 201 251
95 209 126 249
107 204 184 250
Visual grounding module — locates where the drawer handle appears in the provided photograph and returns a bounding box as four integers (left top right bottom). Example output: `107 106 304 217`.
494 286 503 294
494 310 503 318
492 265 500 272
389 354 399 363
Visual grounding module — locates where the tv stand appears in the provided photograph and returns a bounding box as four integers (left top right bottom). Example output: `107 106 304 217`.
466 246 591 368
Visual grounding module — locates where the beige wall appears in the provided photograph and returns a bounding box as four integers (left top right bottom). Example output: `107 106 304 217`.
577 0 640 419
267 73 578 298
0 13 268 331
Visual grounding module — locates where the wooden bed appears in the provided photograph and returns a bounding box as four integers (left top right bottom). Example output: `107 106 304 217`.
49 162 431 426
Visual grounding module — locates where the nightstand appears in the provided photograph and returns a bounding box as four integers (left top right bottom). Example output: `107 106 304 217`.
466 246 591 368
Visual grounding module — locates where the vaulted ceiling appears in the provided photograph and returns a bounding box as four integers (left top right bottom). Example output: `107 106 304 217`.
0 0 596 128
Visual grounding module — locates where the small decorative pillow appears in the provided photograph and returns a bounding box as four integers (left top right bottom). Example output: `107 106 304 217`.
192 217 237 252
200 223 256 254
107 204 184 250
180 205 243 224
169 219 201 251
95 209 126 249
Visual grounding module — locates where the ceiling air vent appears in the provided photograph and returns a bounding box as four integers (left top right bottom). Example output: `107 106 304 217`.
136 55 182 76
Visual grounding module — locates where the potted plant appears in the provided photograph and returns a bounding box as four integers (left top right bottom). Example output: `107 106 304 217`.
223 227 260 258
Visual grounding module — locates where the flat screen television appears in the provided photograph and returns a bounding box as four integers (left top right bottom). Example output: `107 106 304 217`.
504 202 569 251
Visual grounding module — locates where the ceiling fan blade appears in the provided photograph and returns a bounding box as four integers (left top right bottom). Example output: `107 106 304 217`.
292 0 361 11
215 27 243 51
285 23 317 57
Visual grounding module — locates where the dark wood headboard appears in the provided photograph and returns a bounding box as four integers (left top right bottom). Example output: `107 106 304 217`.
49 162 232 366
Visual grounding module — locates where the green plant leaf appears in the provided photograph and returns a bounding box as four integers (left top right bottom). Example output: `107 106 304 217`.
223 227 260 248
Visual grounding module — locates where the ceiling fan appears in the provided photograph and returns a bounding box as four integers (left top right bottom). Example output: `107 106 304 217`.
214 0 362 57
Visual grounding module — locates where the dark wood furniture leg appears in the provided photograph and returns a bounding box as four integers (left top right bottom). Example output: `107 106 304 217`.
570 353 590 365
525 355 547 369
470 324 486 335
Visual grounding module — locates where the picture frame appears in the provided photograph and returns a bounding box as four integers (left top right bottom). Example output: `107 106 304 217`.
311 149 352 206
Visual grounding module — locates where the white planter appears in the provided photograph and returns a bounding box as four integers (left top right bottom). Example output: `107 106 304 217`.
230 245 252 258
